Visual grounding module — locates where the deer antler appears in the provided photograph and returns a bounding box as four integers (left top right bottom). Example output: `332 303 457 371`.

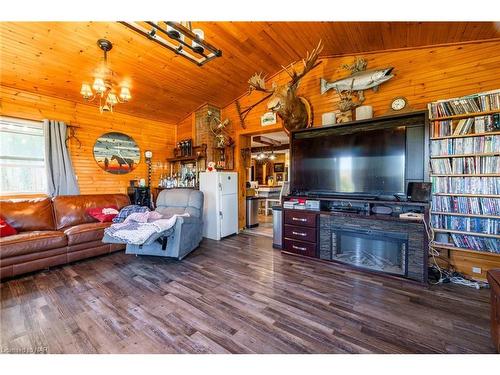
248 72 273 94
282 40 324 87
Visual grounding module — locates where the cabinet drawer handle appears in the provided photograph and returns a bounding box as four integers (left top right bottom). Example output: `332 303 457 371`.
292 217 307 222
292 245 307 251
292 231 307 237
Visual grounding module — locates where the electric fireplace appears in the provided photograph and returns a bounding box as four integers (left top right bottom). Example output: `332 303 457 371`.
330 228 408 276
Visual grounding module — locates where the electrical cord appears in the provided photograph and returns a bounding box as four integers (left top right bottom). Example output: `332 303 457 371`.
426 201 489 289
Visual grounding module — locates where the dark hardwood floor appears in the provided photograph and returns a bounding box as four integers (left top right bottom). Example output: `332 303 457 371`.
0 234 495 353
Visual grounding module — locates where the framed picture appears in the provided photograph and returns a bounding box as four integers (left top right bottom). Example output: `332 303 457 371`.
274 162 285 173
93 132 140 174
261 111 277 126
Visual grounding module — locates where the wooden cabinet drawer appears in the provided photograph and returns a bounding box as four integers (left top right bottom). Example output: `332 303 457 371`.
284 224 316 243
283 238 317 257
284 210 317 228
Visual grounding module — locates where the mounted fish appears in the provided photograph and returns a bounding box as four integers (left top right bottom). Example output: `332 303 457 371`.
320 57 394 103
247 41 323 134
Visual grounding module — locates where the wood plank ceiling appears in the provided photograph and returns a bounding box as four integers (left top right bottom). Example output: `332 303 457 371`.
1 22 499 123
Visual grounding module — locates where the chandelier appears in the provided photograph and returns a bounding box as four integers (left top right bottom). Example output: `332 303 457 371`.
80 39 131 113
254 151 277 162
120 21 222 66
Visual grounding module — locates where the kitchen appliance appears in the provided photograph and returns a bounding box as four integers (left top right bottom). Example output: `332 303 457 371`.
199 172 238 240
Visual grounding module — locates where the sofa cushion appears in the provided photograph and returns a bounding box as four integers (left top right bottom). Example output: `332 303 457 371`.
63 222 111 246
53 194 130 229
0 198 56 231
156 189 203 218
0 217 18 237
0 231 67 259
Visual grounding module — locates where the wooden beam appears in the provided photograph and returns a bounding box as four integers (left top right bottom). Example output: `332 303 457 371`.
249 144 289 153
252 135 281 147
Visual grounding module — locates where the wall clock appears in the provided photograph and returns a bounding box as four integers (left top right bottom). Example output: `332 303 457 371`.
386 96 413 114
391 97 408 111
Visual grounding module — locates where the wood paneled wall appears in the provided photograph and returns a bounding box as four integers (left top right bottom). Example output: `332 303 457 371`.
0 85 177 197
223 40 500 134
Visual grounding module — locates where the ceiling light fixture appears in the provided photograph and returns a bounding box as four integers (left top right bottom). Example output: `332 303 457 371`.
80 39 131 113
119 21 222 66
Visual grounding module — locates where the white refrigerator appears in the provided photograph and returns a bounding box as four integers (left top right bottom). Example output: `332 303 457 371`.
199 171 238 240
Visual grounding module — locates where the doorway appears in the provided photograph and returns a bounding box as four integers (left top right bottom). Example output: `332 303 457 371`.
242 131 289 238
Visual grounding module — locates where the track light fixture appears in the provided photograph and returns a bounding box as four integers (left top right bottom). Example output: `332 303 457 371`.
119 21 222 66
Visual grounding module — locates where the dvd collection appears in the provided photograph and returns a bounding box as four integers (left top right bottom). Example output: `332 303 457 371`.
428 89 500 118
432 214 499 235
430 156 500 174
431 176 500 195
448 234 499 253
432 114 500 137
430 135 500 156
432 196 500 216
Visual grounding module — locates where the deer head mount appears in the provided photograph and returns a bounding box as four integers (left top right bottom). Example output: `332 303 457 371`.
248 41 323 134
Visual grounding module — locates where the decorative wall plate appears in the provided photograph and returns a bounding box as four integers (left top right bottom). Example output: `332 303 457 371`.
93 132 140 174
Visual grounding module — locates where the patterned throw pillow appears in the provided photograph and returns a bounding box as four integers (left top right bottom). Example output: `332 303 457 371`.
86 206 119 223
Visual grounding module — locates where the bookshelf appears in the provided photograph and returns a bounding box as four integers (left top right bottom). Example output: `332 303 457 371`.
428 89 500 258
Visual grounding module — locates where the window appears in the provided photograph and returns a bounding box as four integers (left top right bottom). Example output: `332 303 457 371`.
0 117 47 195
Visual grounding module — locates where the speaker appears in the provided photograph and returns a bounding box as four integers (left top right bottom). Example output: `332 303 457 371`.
407 182 432 202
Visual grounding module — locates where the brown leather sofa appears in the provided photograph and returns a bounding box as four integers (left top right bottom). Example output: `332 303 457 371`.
0 194 130 279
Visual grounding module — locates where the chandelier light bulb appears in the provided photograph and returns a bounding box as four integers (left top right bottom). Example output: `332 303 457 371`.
80 83 93 99
92 77 106 94
119 86 131 101
106 92 118 105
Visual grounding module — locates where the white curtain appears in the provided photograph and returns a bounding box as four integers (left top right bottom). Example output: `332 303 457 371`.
43 119 80 196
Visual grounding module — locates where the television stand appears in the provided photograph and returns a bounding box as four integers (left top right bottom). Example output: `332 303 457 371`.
281 196 429 283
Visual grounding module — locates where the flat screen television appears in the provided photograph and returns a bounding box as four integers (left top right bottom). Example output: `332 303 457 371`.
291 125 407 198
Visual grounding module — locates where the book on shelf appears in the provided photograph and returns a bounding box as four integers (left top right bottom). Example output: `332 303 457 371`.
428 89 500 119
432 196 500 216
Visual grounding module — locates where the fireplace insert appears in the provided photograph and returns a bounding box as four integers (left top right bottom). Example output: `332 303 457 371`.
330 227 408 276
